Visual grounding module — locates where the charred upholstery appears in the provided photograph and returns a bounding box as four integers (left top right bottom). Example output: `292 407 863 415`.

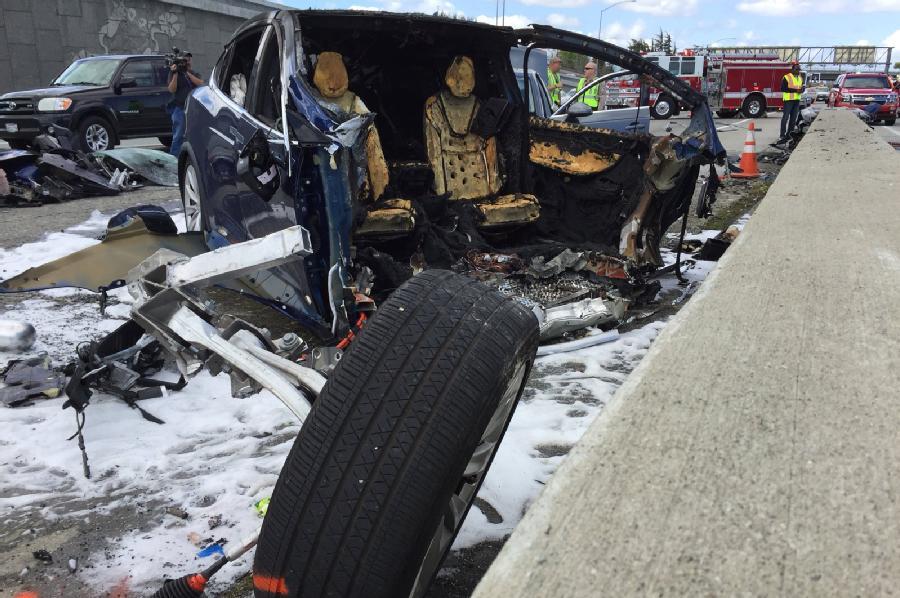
310 51 413 236
423 55 539 226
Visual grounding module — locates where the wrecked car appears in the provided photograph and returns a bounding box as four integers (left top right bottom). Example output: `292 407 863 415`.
174 10 723 597
1 10 723 598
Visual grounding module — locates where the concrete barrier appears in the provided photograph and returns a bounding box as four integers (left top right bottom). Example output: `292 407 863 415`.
473 109 900 597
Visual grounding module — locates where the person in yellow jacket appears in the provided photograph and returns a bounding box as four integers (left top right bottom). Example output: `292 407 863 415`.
547 56 563 107
575 61 600 110
779 61 805 141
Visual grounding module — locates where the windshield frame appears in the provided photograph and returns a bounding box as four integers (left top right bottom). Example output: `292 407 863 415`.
53 58 123 87
843 76 890 90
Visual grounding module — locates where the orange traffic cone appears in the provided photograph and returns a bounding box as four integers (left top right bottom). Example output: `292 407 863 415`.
731 121 760 178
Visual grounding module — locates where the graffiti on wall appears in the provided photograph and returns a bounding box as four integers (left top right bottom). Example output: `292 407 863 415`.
97 0 185 55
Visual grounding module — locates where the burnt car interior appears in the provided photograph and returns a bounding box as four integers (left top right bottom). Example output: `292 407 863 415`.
287 13 696 298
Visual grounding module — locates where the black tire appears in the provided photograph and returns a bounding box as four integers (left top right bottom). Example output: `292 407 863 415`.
651 94 675 119
158 136 173 148
7 139 30 150
253 270 539 598
77 115 114 152
884 118 896 126
716 109 736 118
742 94 766 118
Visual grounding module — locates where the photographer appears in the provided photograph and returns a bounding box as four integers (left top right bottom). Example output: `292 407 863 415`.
166 52 204 156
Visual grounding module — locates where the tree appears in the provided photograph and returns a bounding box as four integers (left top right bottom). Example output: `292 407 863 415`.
650 28 676 54
629 38 650 53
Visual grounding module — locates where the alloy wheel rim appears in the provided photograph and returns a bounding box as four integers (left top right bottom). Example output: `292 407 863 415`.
85 124 109 151
408 360 528 598
656 100 671 116
183 165 202 231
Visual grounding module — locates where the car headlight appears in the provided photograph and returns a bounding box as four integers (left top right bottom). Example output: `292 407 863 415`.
37 97 73 112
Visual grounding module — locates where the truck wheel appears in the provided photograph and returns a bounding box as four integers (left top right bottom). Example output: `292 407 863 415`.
716 109 736 118
253 270 539 598
651 94 674 119
742 95 766 118
884 118 896 126
78 116 114 152
180 159 206 232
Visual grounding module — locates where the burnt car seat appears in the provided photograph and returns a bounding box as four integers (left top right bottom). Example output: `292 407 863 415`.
423 55 539 228
311 52 414 237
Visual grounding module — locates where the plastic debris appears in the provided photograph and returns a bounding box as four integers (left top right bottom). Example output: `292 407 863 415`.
254 497 270 517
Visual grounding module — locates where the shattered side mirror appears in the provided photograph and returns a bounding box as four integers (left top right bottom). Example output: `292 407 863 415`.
236 128 280 202
566 101 593 121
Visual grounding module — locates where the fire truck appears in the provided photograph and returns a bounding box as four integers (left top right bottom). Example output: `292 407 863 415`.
604 50 798 119
604 51 704 119
704 53 797 118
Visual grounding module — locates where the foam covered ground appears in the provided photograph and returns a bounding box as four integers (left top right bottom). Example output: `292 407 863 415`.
0 208 728 595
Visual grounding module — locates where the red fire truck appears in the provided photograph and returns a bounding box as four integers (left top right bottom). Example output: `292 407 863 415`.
604 50 798 119
604 51 704 119
704 54 797 118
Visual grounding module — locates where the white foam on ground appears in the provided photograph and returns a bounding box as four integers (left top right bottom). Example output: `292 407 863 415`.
1 208 729 593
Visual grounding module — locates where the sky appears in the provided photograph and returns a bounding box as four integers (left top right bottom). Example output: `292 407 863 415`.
282 0 900 63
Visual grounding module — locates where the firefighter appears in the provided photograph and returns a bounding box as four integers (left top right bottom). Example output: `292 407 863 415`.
779 61 805 142
576 61 600 110
547 56 563 107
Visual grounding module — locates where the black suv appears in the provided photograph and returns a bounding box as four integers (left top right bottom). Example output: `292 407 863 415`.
0 55 174 151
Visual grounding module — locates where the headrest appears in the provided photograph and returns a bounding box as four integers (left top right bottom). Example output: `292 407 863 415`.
445 56 475 98
313 51 348 99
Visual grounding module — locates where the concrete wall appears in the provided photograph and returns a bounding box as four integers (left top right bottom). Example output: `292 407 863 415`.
0 0 278 94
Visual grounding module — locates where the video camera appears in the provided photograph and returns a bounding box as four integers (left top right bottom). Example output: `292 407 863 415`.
165 47 191 72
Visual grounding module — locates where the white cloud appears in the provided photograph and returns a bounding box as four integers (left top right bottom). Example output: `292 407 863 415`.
854 39 873 46
601 19 645 47
884 28 900 58
546 12 580 28
737 0 900 16
348 5 382 10
417 0 463 16
520 0 591 8
623 0 698 16
475 14 534 28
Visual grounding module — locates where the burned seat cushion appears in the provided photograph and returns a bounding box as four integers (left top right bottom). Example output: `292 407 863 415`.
424 90 503 200
476 193 540 228
356 199 415 237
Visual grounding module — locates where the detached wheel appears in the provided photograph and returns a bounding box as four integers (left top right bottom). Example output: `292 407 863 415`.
742 94 766 118
180 160 205 232
651 94 675 119
78 115 114 152
253 270 539 598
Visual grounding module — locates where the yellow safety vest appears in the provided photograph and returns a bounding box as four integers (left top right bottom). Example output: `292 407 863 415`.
576 77 599 109
547 69 561 104
783 73 802 101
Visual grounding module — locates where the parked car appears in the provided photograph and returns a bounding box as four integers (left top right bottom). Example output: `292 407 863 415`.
812 86 830 102
516 69 651 134
828 73 898 125
0 55 175 151
177 10 724 598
